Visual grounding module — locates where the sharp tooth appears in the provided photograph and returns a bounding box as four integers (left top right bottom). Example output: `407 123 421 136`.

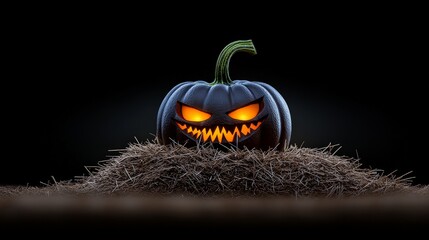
233 126 241 138
250 122 261 130
241 124 251 135
221 127 227 142
195 130 202 138
202 128 211 142
187 126 193 133
192 127 200 136
176 122 187 130
224 129 233 142
211 126 221 142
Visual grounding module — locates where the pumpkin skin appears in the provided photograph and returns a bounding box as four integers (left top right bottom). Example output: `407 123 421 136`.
156 40 291 150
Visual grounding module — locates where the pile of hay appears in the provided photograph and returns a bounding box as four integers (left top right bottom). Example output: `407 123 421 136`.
1 141 427 197
74 141 423 197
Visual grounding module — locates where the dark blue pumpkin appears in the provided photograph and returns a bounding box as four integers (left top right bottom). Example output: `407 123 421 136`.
156 40 291 150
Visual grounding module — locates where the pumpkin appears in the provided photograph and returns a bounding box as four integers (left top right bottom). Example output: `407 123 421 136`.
156 40 291 150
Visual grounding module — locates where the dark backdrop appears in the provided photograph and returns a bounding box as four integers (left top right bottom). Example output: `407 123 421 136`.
2 9 426 185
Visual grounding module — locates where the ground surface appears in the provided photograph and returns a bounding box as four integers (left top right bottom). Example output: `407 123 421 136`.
1 142 428 233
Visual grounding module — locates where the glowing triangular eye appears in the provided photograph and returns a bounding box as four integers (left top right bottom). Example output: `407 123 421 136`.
181 105 211 122
228 103 260 121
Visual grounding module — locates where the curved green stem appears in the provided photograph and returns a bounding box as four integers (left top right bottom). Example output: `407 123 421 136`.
212 40 257 85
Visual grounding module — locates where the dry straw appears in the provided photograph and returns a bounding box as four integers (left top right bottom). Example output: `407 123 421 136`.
1 141 427 197
77 141 424 197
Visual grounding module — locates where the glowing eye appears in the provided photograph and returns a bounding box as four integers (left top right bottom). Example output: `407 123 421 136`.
228 103 260 121
181 105 211 122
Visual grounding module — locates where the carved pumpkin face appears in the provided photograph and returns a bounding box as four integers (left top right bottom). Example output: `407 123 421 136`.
157 40 291 150
175 86 265 144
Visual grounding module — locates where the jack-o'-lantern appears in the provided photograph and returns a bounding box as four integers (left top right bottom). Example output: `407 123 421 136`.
156 40 291 150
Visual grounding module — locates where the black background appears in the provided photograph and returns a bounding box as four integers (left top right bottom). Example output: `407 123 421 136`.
2 7 427 186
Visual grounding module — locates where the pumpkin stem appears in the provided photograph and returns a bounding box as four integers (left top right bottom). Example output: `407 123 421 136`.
212 40 257 85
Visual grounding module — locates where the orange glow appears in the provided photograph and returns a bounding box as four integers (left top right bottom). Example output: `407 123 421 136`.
177 122 187 130
181 105 211 122
176 121 262 143
228 103 259 121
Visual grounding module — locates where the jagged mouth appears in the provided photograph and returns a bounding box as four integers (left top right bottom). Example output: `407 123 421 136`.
176 119 264 143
